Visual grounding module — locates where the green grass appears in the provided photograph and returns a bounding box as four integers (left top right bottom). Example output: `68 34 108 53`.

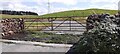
0 14 42 19
26 31 81 44
0 8 118 19
41 8 118 17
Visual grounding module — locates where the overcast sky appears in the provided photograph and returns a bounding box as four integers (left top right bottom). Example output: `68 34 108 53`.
0 0 119 15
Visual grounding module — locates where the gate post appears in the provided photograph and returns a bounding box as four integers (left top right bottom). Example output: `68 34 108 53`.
51 17 54 31
69 17 72 31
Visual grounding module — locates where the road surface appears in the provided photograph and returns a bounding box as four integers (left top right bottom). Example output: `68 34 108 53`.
2 42 70 52
43 21 86 35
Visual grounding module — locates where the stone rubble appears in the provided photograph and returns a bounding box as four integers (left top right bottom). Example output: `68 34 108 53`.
1 18 24 36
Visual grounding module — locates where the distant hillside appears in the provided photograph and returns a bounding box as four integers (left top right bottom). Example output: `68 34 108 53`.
0 10 38 15
1 8 119 19
41 8 118 17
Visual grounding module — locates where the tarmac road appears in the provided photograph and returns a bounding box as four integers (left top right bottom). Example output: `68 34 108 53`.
43 21 86 35
2 43 70 52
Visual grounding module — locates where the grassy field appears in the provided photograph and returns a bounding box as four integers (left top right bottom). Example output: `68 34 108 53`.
0 14 41 19
1 8 118 19
41 8 118 17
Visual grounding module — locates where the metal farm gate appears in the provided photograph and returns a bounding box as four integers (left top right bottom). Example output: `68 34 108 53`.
1 16 86 44
24 16 86 35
